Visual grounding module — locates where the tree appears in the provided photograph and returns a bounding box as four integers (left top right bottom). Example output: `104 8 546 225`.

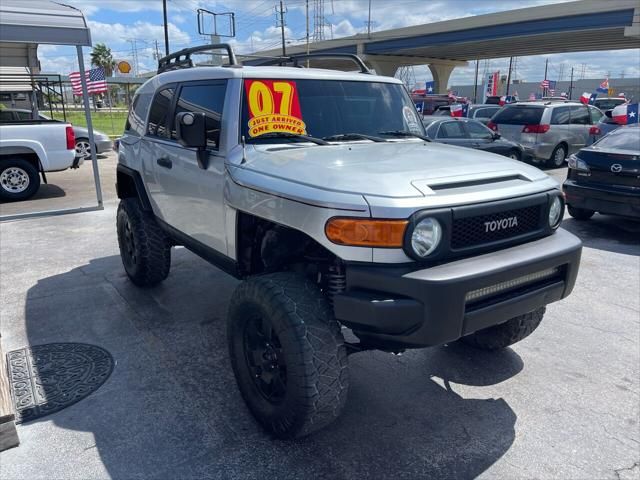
90 43 116 77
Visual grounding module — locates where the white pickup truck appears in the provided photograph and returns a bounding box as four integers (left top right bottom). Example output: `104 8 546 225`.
0 120 80 201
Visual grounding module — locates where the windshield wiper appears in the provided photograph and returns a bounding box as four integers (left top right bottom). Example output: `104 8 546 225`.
248 132 329 145
378 130 431 142
322 133 387 143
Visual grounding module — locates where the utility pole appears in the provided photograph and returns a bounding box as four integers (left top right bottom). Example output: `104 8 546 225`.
154 40 160 61
306 0 310 67
162 0 169 55
543 58 548 96
473 59 479 103
505 56 513 96
569 67 574 100
276 1 287 57
367 0 372 37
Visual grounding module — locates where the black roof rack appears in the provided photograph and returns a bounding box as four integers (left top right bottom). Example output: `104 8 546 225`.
157 43 238 74
255 53 372 74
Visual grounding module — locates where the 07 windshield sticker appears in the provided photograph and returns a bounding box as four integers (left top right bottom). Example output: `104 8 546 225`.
244 80 307 138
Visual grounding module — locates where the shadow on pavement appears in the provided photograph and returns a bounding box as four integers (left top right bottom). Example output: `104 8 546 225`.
561 215 640 256
23 253 519 479
0 184 66 204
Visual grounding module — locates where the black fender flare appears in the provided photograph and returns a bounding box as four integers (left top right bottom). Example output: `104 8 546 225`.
116 164 152 212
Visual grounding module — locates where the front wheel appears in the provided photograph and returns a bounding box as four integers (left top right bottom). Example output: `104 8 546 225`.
75 138 91 159
227 273 349 439
0 158 40 201
507 150 521 161
460 307 546 350
567 205 595 221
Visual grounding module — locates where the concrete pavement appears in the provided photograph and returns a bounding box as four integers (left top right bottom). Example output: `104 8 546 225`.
0 153 638 479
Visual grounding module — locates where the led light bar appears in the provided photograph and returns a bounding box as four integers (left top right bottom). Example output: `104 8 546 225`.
465 267 560 303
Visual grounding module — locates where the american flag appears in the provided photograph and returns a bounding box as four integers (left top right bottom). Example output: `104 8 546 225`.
69 67 108 95
540 79 550 88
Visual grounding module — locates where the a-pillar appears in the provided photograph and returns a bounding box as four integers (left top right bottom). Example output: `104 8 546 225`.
428 63 456 94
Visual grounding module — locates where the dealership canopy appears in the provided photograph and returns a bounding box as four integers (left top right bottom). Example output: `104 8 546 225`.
0 0 102 221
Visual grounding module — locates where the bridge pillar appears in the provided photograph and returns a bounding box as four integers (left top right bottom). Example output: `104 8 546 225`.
364 58 400 77
428 63 455 94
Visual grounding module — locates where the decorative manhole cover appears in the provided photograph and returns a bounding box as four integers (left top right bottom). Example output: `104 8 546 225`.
6 343 114 424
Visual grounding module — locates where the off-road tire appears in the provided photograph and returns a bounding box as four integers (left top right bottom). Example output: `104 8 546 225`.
0 158 40 201
116 198 171 286
460 307 546 350
227 272 349 439
548 144 567 168
567 205 595 221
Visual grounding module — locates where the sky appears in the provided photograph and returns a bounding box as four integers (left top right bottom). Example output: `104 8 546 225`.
39 0 640 87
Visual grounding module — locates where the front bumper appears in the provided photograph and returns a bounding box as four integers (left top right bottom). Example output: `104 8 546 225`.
564 180 640 218
333 229 582 349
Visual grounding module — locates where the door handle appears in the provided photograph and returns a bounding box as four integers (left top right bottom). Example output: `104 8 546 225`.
157 157 172 169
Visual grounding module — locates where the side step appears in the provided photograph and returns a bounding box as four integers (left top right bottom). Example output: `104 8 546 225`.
0 339 19 452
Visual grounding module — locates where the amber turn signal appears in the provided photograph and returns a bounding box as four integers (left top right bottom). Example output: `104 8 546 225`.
325 218 408 247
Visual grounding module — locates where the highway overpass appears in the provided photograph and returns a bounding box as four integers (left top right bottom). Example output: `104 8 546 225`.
243 0 640 93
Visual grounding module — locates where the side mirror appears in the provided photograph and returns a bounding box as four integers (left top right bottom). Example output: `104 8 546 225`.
176 112 209 169
492 132 501 140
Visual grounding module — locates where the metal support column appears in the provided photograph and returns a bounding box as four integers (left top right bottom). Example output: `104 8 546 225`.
76 45 104 208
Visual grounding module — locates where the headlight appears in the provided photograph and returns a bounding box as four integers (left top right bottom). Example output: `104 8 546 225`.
411 217 442 257
567 154 589 172
548 196 563 229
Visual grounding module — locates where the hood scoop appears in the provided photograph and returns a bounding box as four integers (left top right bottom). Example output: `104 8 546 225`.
412 172 531 196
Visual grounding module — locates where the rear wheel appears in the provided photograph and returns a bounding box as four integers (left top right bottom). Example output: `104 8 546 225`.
227 273 349 438
568 205 595 221
548 144 567 168
0 158 40 201
460 307 546 350
116 198 171 286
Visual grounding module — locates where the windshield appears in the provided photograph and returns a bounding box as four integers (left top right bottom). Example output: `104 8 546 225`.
492 106 544 125
241 79 424 142
594 128 640 152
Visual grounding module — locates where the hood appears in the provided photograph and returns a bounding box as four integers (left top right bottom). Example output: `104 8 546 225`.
238 141 549 199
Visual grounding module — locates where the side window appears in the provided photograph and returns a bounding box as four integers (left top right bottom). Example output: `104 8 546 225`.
425 122 439 138
570 106 590 125
589 106 603 124
550 106 570 125
0 111 14 122
437 121 466 139
172 82 226 147
465 120 493 139
126 94 151 136
16 111 32 120
147 87 175 137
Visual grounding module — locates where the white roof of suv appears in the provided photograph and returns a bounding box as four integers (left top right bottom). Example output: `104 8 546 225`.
139 65 401 94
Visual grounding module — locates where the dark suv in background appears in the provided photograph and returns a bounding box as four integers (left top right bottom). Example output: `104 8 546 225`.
564 126 640 220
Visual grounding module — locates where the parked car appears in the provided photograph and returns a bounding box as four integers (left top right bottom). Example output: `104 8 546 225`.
0 108 112 159
115 44 582 438
411 93 453 115
488 101 603 167
592 97 627 112
0 118 79 201
422 116 524 160
593 109 624 140
433 104 502 124
563 125 640 220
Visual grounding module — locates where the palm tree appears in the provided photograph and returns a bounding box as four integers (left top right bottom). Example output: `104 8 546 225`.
90 43 116 77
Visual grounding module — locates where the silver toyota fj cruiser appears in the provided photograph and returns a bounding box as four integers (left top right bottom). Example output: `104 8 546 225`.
115 45 582 438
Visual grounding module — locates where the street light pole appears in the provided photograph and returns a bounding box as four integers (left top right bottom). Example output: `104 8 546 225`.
162 0 169 55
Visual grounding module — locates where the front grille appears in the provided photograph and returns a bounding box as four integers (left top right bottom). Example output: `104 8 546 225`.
451 205 542 249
